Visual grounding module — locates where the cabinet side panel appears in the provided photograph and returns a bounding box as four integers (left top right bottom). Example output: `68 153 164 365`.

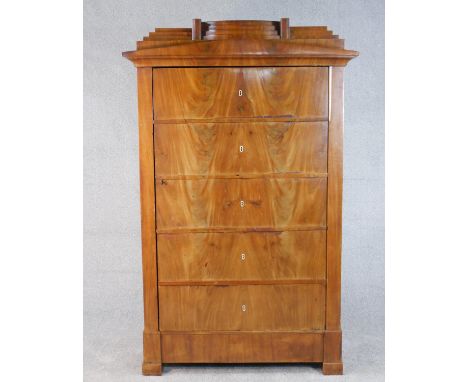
326 67 343 330
137 68 159 334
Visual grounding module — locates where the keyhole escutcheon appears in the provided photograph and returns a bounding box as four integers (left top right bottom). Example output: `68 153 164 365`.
240 200 245 208
241 304 247 312
238 89 243 96
239 145 244 153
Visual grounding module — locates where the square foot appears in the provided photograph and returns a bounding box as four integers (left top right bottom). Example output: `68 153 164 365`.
142 362 162 376
322 362 343 375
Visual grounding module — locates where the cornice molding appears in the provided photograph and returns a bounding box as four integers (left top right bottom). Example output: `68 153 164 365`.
123 19 359 67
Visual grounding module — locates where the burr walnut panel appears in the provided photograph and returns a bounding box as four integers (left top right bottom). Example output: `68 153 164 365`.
157 230 326 282
154 122 328 178
159 284 325 331
153 67 328 120
155 178 327 231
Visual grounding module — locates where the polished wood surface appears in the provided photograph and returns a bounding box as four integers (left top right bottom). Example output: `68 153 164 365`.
153 67 328 121
322 362 344 375
154 122 328 178
159 284 325 331
280 18 290 39
204 20 281 40
192 18 202 40
155 178 327 231
124 18 357 376
123 22 359 67
323 330 343 375
127 41 356 67
323 67 344 373
161 332 324 363
142 331 161 376
137 68 161 374
126 51 356 68
157 230 326 282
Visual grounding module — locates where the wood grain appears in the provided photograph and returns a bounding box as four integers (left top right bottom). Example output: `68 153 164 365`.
157 230 326 282
192 18 202 40
159 284 325 331
322 362 343 375
158 280 325 286
324 67 344 374
156 226 327 234
161 332 324 363
142 331 162 375
124 19 358 375
153 67 328 120
137 68 161 371
155 178 327 230
280 18 290 39
203 20 280 40
323 330 343 374
124 38 359 68
326 67 343 330
154 122 328 178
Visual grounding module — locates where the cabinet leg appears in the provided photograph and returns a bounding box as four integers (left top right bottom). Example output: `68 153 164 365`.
142 362 162 376
322 330 343 375
322 362 343 375
142 331 162 375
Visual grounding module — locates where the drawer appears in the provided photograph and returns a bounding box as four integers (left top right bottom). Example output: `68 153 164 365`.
153 67 328 120
154 122 328 177
158 284 325 331
158 231 326 282
161 332 324 363
155 178 327 231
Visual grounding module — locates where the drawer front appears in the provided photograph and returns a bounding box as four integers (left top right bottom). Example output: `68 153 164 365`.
153 67 328 120
159 284 325 331
156 178 327 231
155 122 328 177
161 332 324 363
158 231 326 282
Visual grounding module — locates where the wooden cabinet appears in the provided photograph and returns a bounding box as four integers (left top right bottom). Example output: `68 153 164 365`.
123 18 358 376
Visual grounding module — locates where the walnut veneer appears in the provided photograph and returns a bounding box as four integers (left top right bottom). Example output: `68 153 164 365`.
123 18 358 376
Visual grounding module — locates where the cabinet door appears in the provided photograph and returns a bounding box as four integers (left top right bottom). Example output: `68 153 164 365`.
154 122 328 178
153 67 328 120
155 177 327 231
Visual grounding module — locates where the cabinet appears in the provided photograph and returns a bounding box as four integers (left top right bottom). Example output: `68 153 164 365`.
123 18 358 376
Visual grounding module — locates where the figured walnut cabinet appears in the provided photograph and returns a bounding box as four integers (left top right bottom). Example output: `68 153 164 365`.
123 18 358 376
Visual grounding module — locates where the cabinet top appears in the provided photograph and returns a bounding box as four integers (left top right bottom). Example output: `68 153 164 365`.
122 18 358 68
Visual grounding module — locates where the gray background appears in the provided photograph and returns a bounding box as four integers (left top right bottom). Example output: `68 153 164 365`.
84 0 384 381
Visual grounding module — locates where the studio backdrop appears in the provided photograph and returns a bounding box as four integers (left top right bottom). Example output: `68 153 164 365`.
84 1 384 381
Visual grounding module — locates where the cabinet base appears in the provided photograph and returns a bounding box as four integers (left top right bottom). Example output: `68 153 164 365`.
322 362 343 375
141 332 344 376
142 361 343 376
142 362 162 376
